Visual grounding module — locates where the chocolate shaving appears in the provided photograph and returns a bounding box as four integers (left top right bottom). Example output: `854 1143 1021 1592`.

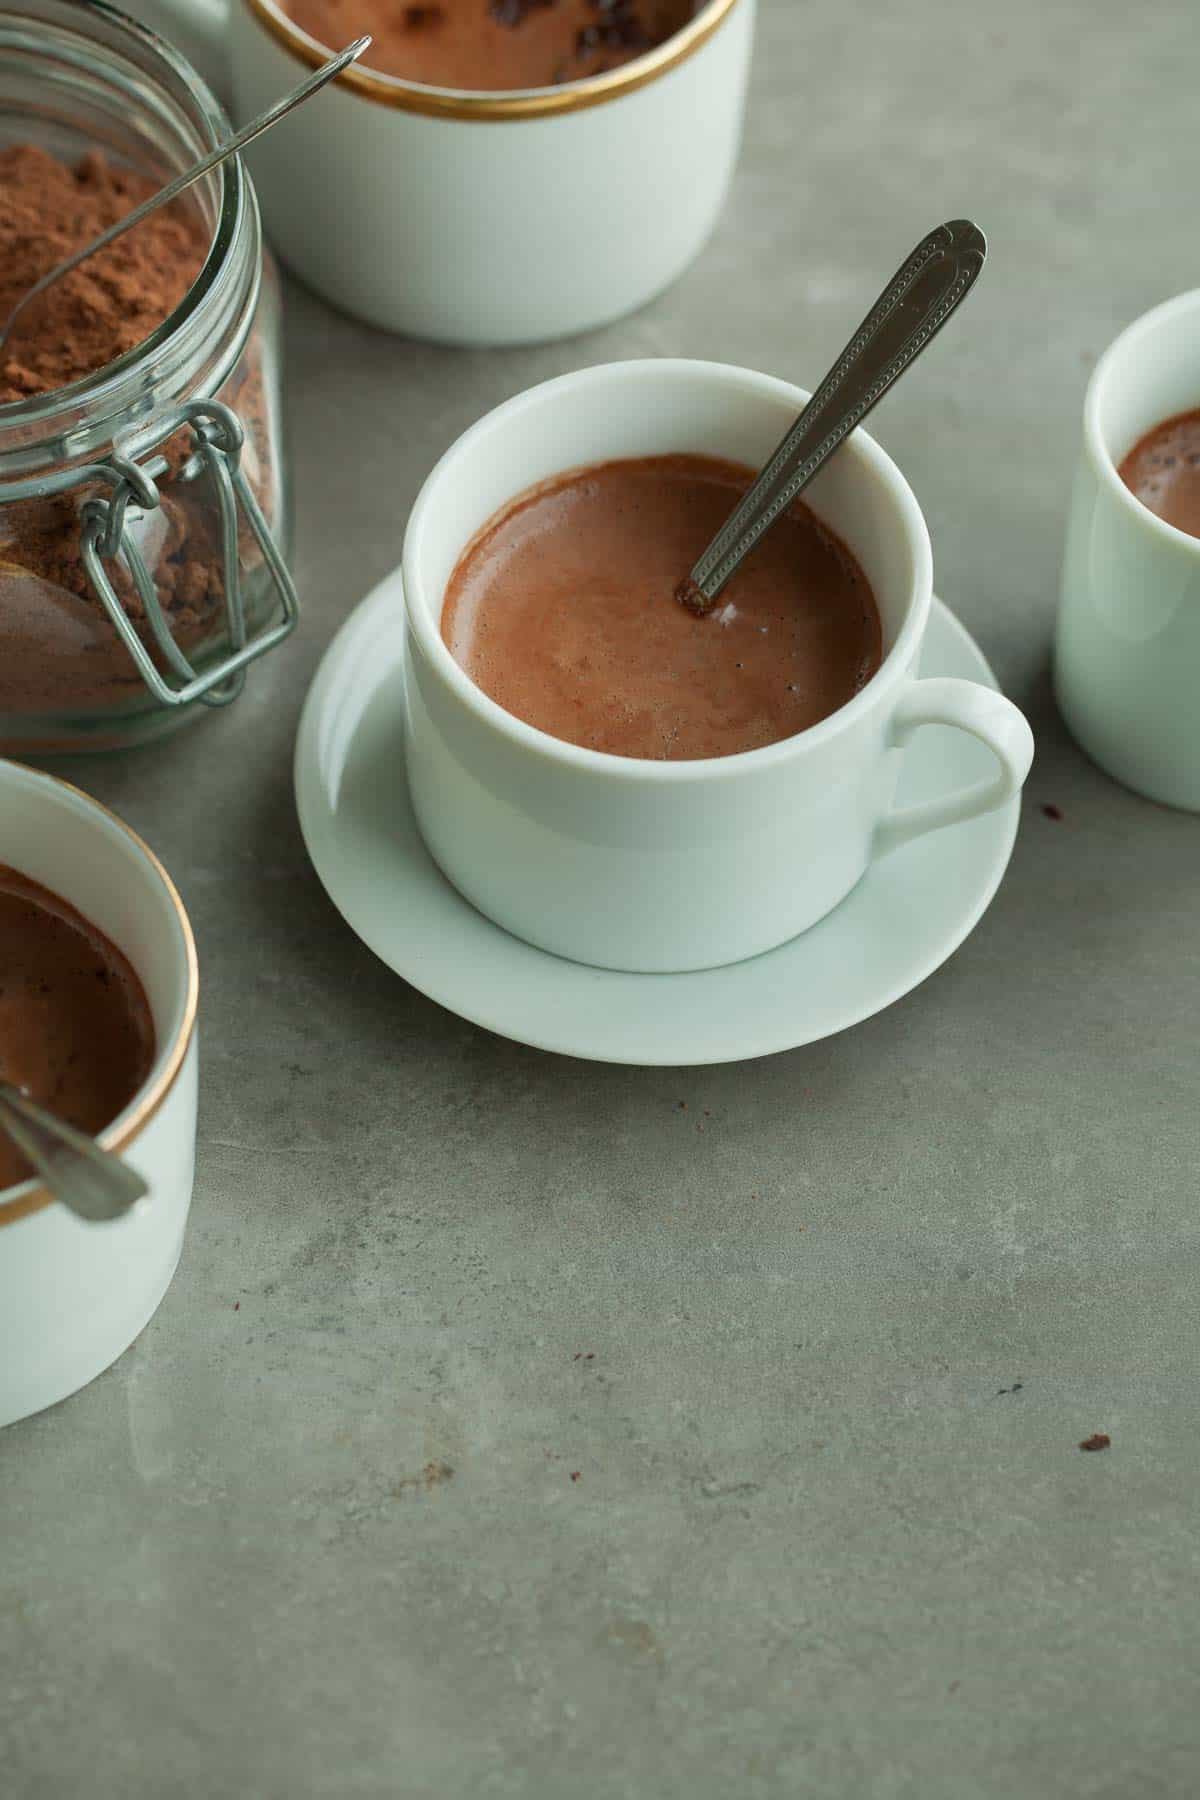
493 0 656 54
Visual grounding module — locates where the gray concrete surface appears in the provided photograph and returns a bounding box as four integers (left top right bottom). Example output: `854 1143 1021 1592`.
5 1 1200 1794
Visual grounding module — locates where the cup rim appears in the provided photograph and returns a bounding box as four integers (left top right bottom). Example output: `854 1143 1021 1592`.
243 0 742 120
1084 287 1200 556
0 761 199 1227
402 358 934 783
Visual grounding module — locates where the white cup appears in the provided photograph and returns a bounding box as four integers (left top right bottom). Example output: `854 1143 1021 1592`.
0 762 198 1428
1055 289 1200 811
151 0 755 346
402 359 1034 973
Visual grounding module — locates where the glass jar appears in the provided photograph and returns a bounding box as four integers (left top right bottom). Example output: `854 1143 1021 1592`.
0 0 296 753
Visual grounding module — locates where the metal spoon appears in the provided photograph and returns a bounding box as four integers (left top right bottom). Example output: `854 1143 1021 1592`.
0 1081 148 1222
677 219 987 614
0 35 372 359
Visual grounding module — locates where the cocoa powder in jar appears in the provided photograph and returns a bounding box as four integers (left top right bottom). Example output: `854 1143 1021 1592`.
0 144 275 721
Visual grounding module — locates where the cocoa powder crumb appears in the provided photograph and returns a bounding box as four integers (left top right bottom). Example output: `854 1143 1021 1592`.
1079 1433 1111 1452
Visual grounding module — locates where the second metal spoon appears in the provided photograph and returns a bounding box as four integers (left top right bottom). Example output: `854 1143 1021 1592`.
678 218 987 614
0 1081 148 1223
0 35 371 358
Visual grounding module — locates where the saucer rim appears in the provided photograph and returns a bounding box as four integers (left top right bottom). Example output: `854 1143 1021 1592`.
295 577 1021 1066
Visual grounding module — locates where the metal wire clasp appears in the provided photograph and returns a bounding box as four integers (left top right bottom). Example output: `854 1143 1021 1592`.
79 399 298 709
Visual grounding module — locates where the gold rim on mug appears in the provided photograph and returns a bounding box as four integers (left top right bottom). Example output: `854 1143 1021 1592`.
243 0 742 119
0 770 199 1229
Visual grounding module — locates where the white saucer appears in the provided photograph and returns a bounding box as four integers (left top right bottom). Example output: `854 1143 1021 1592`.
295 575 1022 1065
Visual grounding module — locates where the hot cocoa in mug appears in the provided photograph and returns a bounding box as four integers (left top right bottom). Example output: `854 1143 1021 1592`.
279 0 703 90
0 866 155 1192
441 453 883 762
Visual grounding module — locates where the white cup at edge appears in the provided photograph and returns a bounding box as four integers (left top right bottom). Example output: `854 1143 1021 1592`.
0 763 198 1429
401 359 1035 974
1055 288 1200 811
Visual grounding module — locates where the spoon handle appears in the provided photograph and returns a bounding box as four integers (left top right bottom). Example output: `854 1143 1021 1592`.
683 219 987 611
0 1084 148 1223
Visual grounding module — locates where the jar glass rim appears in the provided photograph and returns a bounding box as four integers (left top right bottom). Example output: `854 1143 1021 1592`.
0 0 252 451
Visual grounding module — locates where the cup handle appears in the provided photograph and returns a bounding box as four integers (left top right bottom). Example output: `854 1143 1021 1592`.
874 677 1034 858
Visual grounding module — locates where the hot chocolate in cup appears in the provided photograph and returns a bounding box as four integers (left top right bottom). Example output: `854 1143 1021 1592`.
402 360 1035 974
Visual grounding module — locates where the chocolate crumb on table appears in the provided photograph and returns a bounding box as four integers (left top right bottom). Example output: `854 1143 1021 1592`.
1079 1432 1111 1452
1042 803 1064 821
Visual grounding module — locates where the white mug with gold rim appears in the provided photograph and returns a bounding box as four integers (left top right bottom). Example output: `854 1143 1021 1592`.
0 762 198 1429
151 0 756 344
